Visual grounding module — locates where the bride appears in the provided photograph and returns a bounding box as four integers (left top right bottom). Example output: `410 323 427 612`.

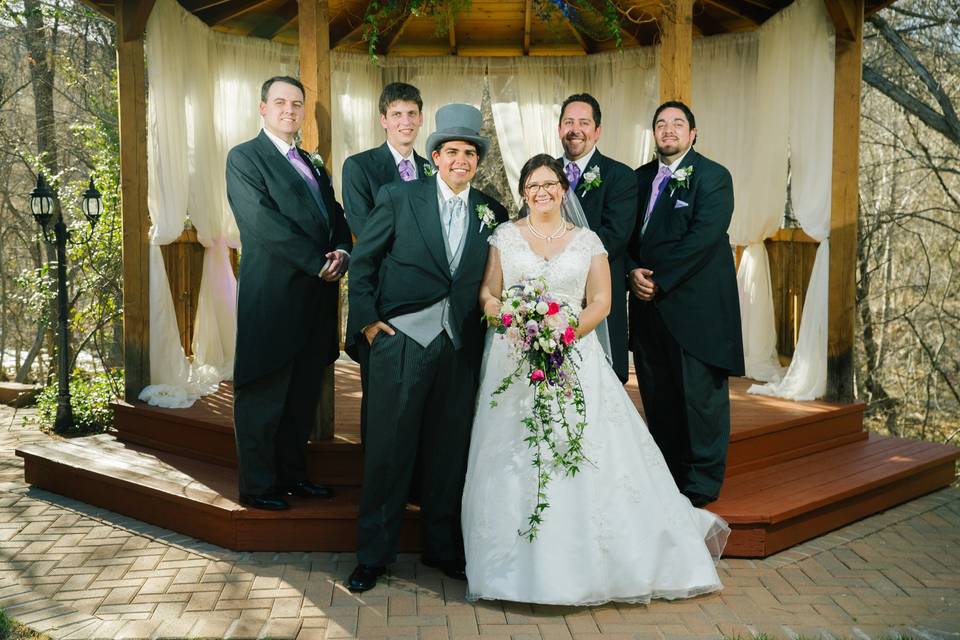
461 154 729 606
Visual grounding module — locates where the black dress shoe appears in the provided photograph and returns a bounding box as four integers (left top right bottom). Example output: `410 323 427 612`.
421 556 467 581
239 493 289 510
347 564 385 592
278 481 334 499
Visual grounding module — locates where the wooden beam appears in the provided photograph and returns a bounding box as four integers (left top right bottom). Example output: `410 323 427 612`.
330 18 365 49
298 0 335 439
563 15 592 53
115 2 150 401
826 0 863 402
179 0 232 10
248 0 298 39
523 0 532 54
117 0 156 42
702 0 761 25
658 0 693 104
75 0 114 21
448 15 457 54
198 0 272 26
823 0 857 40
385 14 415 54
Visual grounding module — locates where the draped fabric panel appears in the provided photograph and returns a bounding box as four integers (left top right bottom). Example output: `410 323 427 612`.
751 0 835 400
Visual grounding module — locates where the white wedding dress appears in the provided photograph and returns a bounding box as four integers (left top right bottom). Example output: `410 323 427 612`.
462 222 729 606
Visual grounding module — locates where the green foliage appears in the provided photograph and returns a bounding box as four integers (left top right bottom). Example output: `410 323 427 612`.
33 368 122 436
0 610 12 640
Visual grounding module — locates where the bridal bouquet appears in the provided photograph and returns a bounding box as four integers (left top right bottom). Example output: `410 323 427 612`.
488 276 587 540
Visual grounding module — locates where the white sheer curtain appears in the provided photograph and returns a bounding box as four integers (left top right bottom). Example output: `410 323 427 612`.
693 32 786 382
750 0 835 400
486 50 657 206
141 0 297 407
331 53 384 195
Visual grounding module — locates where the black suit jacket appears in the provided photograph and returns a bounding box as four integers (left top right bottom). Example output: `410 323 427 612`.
342 142 429 239
226 130 352 387
347 175 509 366
562 149 638 381
627 149 744 376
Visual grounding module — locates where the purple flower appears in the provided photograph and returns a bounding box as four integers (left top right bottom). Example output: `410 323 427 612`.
526 320 539 336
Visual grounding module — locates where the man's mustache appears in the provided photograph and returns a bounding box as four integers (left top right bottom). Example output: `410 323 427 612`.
565 133 585 141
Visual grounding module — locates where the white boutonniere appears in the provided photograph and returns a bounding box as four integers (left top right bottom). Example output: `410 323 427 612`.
668 166 694 195
579 165 602 196
423 162 436 177
476 203 498 231
308 151 325 172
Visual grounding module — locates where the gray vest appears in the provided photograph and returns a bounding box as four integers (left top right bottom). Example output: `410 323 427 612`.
390 193 469 349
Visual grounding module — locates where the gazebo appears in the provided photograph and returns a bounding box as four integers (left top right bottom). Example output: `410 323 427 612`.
15 0 959 557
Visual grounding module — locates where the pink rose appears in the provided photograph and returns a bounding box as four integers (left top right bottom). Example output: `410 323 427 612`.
501 313 513 327
562 326 577 346
547 301 560 315
530 369 545 382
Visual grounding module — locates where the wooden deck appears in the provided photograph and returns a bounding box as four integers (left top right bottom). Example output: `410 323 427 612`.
16 360 960 557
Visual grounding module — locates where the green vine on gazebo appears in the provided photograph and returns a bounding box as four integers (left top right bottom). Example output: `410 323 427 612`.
361 0 625 60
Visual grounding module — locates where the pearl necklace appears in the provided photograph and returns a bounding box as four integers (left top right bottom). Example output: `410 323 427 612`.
526 215 567 242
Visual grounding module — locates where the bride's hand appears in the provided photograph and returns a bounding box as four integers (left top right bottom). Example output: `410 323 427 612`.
483 299 502 321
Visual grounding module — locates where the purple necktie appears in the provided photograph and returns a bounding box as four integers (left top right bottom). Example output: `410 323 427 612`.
286 147 320 193
643 165 674 230
398 158 416 182
564 162 581 190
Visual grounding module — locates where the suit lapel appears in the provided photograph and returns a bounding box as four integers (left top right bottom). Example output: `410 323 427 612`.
374 143 400 186
410 176 450 275
455 189 485 279
254 132 330 238
645 149 698 238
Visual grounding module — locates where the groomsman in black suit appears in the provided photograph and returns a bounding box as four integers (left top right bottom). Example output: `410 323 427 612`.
627 101 744 508
346 104 508 592
342 83 428 441
341 82 429 238
558 93 638 382
226 76 352 511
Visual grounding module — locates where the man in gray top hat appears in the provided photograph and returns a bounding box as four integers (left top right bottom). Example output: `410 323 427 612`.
346 103 509 592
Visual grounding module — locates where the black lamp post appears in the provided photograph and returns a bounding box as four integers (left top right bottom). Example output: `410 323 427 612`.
29 173 102 434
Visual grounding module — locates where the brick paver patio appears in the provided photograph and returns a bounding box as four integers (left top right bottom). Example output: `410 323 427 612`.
0 404 957 639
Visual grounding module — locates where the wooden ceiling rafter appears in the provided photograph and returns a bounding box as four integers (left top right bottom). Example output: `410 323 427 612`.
701 0 762 24
247 0 299 39
561 14 593 53
197 0 274 26
523 0 533 54
179 0 232 10
384 13 416 53
448 14 457 54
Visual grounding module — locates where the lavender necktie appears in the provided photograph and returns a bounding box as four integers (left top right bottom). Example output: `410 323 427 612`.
398 158 416 182
286 147 320 193
564 162 581 190
642 165 674 233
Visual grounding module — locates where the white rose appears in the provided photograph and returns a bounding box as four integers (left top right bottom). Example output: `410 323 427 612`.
535 301 549 315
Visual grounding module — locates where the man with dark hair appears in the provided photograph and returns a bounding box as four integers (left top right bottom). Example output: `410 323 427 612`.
345 103 508 593
627 100 744 508
557 92 638 382
342 82 429 445
225 76 352 511
343 82 429 238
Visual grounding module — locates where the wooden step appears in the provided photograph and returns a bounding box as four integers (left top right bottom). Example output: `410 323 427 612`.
17 432 959 557
715 432 960 556
113 371 868 484
16 435 417 552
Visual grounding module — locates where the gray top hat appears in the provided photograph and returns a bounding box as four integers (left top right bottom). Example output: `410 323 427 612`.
425 103 489 162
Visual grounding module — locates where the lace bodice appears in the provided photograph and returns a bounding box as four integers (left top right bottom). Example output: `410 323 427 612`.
490 222 607 310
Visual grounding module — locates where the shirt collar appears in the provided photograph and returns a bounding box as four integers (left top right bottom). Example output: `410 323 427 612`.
386 141 417 179
564 146 598 173
437 175 470 206
263 127 297 157
659 147 692 173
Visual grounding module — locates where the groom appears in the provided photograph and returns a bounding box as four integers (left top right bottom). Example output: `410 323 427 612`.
627 101 744 507
557 93 638 382
346 104 508 592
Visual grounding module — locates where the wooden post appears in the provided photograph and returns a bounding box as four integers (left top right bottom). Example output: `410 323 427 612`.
826 0 863 403
116 0 154 401
298 0 336 439
658 0 693 105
